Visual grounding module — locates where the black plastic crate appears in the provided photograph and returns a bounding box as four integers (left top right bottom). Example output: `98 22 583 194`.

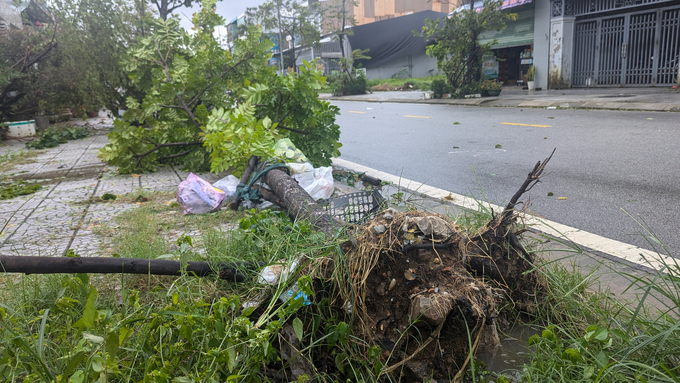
320 189 386 224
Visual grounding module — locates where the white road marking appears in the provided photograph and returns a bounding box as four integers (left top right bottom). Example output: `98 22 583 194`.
333 158 674 272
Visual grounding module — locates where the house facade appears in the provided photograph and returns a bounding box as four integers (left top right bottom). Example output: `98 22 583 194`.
549 0 680 88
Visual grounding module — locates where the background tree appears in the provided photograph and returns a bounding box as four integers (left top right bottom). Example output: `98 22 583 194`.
320 0 357 61
244 0 322 73
420 0 514 88
0 0 136 120
100 0 341 175
149 0 201 20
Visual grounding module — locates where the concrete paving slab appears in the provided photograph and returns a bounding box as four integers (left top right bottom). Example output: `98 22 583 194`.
517 100 558 107
617 103 670 111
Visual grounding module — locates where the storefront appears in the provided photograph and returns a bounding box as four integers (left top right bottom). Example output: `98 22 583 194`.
478 3 536 85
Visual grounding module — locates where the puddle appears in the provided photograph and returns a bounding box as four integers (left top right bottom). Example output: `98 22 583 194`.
476 325 539 374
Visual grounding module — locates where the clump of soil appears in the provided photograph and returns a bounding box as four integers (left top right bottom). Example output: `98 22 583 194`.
311 208 537 380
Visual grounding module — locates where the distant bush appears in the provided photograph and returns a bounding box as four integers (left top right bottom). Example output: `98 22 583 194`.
329 68 368 96
430 79 452 98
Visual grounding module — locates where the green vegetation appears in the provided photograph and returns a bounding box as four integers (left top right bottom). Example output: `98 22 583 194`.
419 0 514 97
0 178 43 200
25 126 89 150
100 1 340 175
515 225 680 382
1 185 679 382
367 75 445 92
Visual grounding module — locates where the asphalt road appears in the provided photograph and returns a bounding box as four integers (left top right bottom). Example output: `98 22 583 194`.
333 101 680 255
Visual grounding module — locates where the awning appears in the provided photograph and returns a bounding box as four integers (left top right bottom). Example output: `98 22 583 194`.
448 0 532 16
478 5 534 49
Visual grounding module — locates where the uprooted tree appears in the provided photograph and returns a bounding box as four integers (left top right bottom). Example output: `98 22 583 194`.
99 0 341 174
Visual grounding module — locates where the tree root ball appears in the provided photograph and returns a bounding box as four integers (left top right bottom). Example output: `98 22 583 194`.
310 210 531 380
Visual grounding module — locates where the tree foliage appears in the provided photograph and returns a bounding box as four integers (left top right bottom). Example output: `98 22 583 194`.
0 0 136 120
244 0 321 72
100 1 341 175
420 0 515 88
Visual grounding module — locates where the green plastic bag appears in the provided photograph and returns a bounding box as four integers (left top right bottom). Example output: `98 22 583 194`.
273 138 308 163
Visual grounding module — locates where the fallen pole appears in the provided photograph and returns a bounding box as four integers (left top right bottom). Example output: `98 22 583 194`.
0 256 260 282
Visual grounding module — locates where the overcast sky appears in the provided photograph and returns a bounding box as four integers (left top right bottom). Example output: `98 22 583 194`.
176 0 268 31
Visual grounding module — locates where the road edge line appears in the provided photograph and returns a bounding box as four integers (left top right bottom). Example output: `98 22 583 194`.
333 158 674 272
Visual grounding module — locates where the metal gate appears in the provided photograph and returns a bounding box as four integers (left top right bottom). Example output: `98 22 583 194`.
572 5 680 87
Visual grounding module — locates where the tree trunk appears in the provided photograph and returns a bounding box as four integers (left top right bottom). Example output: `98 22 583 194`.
262 168 344 238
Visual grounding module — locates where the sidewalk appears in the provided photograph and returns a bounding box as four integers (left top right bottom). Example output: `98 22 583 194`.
0 119 223 258
320 86 680 112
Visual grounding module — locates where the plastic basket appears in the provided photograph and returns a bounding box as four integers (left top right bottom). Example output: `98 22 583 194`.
320 189 386 224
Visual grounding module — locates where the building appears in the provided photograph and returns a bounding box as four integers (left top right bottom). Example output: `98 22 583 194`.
0 1 22 32
346 10 447 79
461 0 679 89
320 0 461 34
549 0 680 88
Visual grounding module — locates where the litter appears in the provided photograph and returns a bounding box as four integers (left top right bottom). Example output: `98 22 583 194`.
176 173 226 214
273 138 308 163
213 175 240 197
293 166 334 200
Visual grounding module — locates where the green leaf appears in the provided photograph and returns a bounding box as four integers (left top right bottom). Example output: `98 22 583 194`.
73 287 98 330
91 355 105 372
106 330 119 359
334 353 346 374
562 348 583 363
293 317 304 342
70 370 85 383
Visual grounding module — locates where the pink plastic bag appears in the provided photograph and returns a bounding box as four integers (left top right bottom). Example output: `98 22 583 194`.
176 173 226 214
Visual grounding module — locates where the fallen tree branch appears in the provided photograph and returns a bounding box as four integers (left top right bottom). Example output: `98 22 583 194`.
131 140 203 165
0 256 261 282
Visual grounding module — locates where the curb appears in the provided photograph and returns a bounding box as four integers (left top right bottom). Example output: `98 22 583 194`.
321 95 680 112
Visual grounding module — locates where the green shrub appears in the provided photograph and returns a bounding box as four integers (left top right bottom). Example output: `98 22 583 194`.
451 82 482 99
329 68 369 96
430 78 451 98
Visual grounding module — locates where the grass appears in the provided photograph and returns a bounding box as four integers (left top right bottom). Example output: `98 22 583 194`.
1 185 679 382
367 75 445 92
0 149 41 173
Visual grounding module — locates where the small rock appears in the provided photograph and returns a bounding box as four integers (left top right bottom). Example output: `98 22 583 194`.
377 282 387 296
410 294 455 327
383 212 394 220
373 224 386 234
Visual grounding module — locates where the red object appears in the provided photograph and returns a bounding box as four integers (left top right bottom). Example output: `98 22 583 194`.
673 85 678 89
87 112 98 118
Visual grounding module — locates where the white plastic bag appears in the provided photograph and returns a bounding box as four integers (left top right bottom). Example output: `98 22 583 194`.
293 166 334 200
176 173 226 215
213 175 241 198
